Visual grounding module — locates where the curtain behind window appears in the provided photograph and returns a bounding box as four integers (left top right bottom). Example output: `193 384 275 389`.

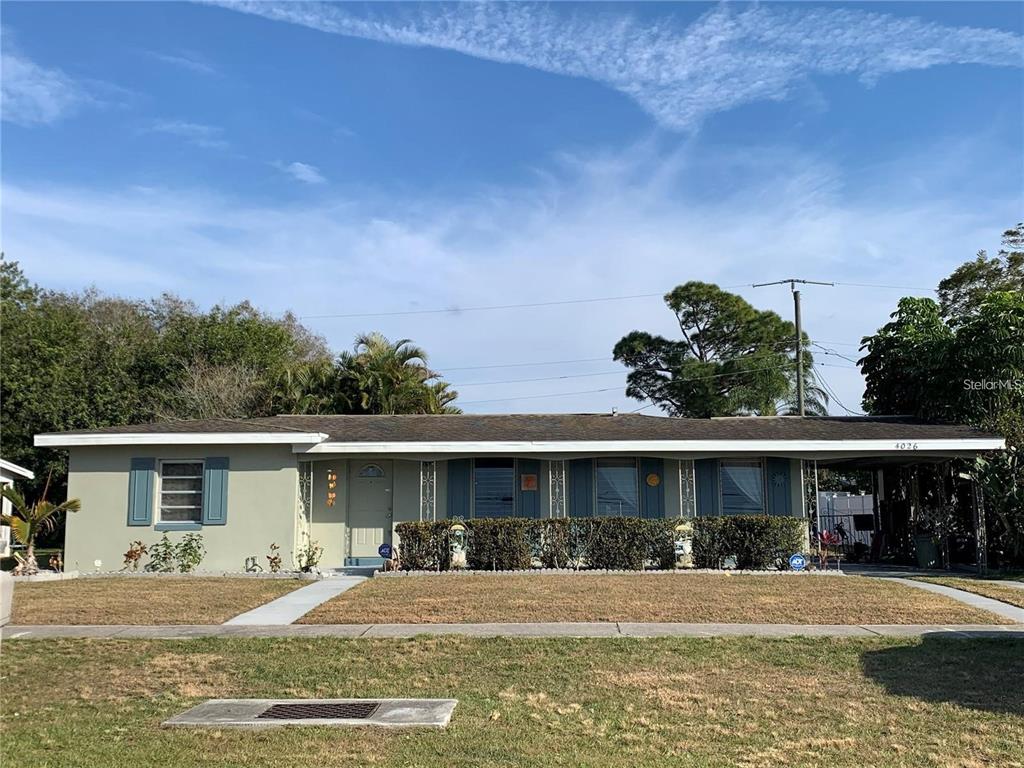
720 460 764 515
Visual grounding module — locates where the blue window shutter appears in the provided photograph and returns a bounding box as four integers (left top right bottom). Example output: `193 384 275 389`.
127 457 155 526
447 459 471 518
639 458 664 519
568 458 594 518
201 457 230 525
695 458 720 517
765 457 791 516
516 459 540 519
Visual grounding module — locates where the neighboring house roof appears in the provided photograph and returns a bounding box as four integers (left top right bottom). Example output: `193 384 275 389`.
0 458 35 480
34 414 1004 456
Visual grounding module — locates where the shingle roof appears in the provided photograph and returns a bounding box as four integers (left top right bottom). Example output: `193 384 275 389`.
39 413 1001 443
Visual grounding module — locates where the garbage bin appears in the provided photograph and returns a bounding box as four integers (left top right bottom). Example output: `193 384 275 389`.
913 534 940 570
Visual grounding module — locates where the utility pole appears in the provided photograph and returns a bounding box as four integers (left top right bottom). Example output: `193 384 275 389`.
751 279 834 416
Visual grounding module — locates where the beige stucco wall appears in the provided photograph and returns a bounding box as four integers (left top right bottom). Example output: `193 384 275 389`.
306 458 347 569
64 445 298 573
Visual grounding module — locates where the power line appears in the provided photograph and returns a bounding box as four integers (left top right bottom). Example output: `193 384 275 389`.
441 356 610 372
299 280 936 321
812 367 865 416
453 370 625 387
460 386 622 406
442 337 841 381
459 361 795 405
833 281 936 292
299 291 667 320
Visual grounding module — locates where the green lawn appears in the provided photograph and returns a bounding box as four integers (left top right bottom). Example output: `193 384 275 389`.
2 636 1022 767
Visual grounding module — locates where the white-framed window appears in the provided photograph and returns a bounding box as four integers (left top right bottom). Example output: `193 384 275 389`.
358 463 385 478
720 459 765 515
595 458 639 517
158 460 204 523
473 458 515 518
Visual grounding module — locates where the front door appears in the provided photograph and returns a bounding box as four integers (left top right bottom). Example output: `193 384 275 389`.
348 461 392 560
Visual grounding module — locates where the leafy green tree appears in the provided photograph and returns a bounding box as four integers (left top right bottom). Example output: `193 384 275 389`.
0 261 329 499
937 223 1023 320
613 282 810 417
859 297 955 419
860 226 1024 564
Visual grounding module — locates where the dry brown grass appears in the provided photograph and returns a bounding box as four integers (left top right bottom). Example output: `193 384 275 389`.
915 577 1024 610
299 573 1008 625
12 577 305 624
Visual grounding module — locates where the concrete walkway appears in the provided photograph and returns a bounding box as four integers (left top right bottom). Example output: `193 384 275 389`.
223 576 365 625
889 577 1024 623
4 621 1022 640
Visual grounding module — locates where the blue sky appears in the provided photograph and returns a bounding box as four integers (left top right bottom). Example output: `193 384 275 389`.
3 2 1022 414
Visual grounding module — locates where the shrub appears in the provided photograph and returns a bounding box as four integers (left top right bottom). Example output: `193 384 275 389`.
296 539 324 572
146 534 176 572
175 533 205 573
143 533 206 572
395 521 451 571
398 517 678 571
466 519 533 570
122 540 148 571
692 515 804 570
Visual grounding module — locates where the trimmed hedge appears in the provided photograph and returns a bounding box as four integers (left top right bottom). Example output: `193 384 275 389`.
396 517 680 571
692 515 804 570
393 521 451 571
467 518 533 570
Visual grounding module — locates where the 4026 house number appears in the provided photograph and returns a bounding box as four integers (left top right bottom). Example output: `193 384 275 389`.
895 442 919 450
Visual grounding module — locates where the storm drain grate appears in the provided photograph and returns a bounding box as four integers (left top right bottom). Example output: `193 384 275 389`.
257 701 380 720
163 698 458 729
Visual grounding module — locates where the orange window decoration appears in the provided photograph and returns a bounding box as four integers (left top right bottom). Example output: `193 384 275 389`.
326 469 338 507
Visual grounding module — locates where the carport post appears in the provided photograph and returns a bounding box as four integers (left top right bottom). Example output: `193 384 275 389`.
972 479 988 576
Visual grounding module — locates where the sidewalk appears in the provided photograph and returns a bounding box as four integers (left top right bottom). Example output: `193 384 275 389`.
4 621 1023 640
223 576 365 625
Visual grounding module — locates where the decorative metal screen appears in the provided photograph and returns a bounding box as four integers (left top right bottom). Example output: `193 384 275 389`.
297 461 313 523
419 460 436 521
549 460 566 518
802 460 818 521
679 459 696 518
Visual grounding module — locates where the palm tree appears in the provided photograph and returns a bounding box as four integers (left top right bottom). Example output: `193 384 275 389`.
1 486 81 574
426 380 462 414
275 358 353 414
339 333 437 414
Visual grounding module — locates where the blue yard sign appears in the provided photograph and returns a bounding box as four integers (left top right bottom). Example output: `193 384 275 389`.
789 553 807 571
378 543 393 559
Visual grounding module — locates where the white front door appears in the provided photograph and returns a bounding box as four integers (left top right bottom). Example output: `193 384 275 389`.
348 461 392 560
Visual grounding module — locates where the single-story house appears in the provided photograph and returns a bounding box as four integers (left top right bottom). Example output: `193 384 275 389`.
35 414 1004 571
0 458 35 557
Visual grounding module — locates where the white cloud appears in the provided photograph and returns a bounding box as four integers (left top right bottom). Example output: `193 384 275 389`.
213 2 1023 130
280 161 326 184
148 119 228 149
146 49 219 76
1 47 92 126
3 139 1017 414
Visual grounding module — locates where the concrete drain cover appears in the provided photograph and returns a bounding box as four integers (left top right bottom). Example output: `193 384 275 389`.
163 698 457 729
